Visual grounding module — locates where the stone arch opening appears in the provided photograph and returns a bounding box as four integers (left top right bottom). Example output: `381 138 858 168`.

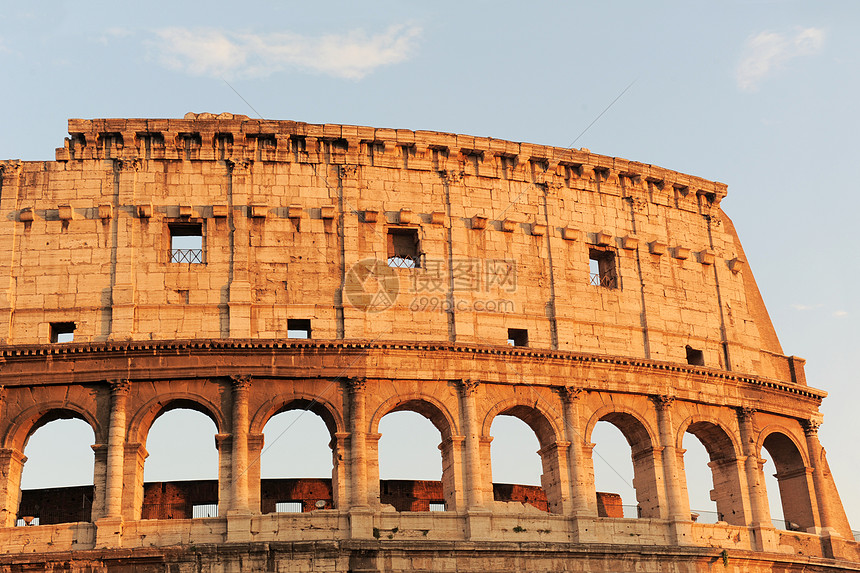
259 400 337 513
682 420 747 525
489 403 565 514
16 413 96 526
761 430 816 531
591 410 660 518
140 400 222 520
374 398 454 512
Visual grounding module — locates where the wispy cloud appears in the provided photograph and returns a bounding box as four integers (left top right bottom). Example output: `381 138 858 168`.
736 27 825 92
833 310 848 318
148 25 421 80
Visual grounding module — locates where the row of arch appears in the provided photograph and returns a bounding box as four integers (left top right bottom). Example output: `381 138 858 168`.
0 378 835 538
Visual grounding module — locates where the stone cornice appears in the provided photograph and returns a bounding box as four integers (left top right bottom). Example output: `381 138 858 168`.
46 117 728 205
0 339 826 402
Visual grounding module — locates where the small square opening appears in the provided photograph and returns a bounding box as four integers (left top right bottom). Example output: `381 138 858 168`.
685 345 705 366
50 322 76 343
169 222 203 264
589 248 617 288
287 318 311 339
507 328 528 347
387 228 420 268
275 501 303 513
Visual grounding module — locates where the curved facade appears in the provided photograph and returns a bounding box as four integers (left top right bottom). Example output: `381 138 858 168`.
0 114 857 571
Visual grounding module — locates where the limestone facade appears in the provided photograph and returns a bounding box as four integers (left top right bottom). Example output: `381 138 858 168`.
0 115 856 572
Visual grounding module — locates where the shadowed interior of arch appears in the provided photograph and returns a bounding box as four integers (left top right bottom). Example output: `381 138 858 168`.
761 432 814 531
18 417 95 526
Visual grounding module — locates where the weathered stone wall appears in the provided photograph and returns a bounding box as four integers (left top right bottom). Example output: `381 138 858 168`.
0 116 855 572
0 114 798 382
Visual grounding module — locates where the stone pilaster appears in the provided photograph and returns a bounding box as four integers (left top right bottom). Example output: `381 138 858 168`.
651 395 690 522
229 375 251 514
559 386 595 517
346 377 368 508
803 419 838 535
736 407 776 552
104 380 130 518
458 379 484 509
0 447 26 527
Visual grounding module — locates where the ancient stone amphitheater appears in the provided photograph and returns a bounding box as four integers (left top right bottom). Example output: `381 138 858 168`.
0 114 856 572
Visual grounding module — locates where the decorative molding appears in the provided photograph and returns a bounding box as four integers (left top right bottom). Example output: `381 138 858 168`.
458 379 480 397
230 375 252 392
650 394 675 410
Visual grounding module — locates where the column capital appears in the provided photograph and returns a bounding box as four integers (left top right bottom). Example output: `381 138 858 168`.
650 394 675 410
558 385 583 403
230 375 252 392
439 169 464 184
802 418 822 436
344 376 367 393
340 164 359 179
736 406 757 422
109 379 131 396
458 379 480 396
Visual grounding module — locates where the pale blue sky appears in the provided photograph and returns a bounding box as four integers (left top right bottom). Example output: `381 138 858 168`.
4 1 858 529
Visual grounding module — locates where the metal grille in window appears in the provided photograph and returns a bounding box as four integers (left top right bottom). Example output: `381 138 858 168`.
171 248 203 263
275 501 303 513
387 255 419 268
387 228 421 268
589 249 617 288
191 503 218 518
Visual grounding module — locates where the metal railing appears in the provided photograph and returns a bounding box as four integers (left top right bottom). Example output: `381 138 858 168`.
170 248 203 264
387 255 418 269
16 504 91 526
590 272 617 288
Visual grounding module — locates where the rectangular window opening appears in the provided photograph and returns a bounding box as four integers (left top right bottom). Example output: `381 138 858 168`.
429 502 446 512
387 228 421 268
507 328 528 347
170 223 204 264
50 322 76 343
275 501 303 513
589 248 617 288
686 345 705 366
191 503 218 518
287 318 311 339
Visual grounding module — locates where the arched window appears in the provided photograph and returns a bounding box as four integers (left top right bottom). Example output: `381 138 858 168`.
490 414 546 511
18 417 95 526
591 420 637 518
378 410 443 511
762 432 815 531
683 421 747 526
142 408 219 519
260 409 334 513
682 434 717 522
591 411 660 518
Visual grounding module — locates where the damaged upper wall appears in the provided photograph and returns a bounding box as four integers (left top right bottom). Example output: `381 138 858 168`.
0 116 799 384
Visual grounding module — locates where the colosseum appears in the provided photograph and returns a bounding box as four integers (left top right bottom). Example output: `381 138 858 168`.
0 113 856 572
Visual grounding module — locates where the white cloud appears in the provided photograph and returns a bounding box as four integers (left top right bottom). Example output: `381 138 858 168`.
149 25 421 80
833 310 848 318
736 27 825 92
